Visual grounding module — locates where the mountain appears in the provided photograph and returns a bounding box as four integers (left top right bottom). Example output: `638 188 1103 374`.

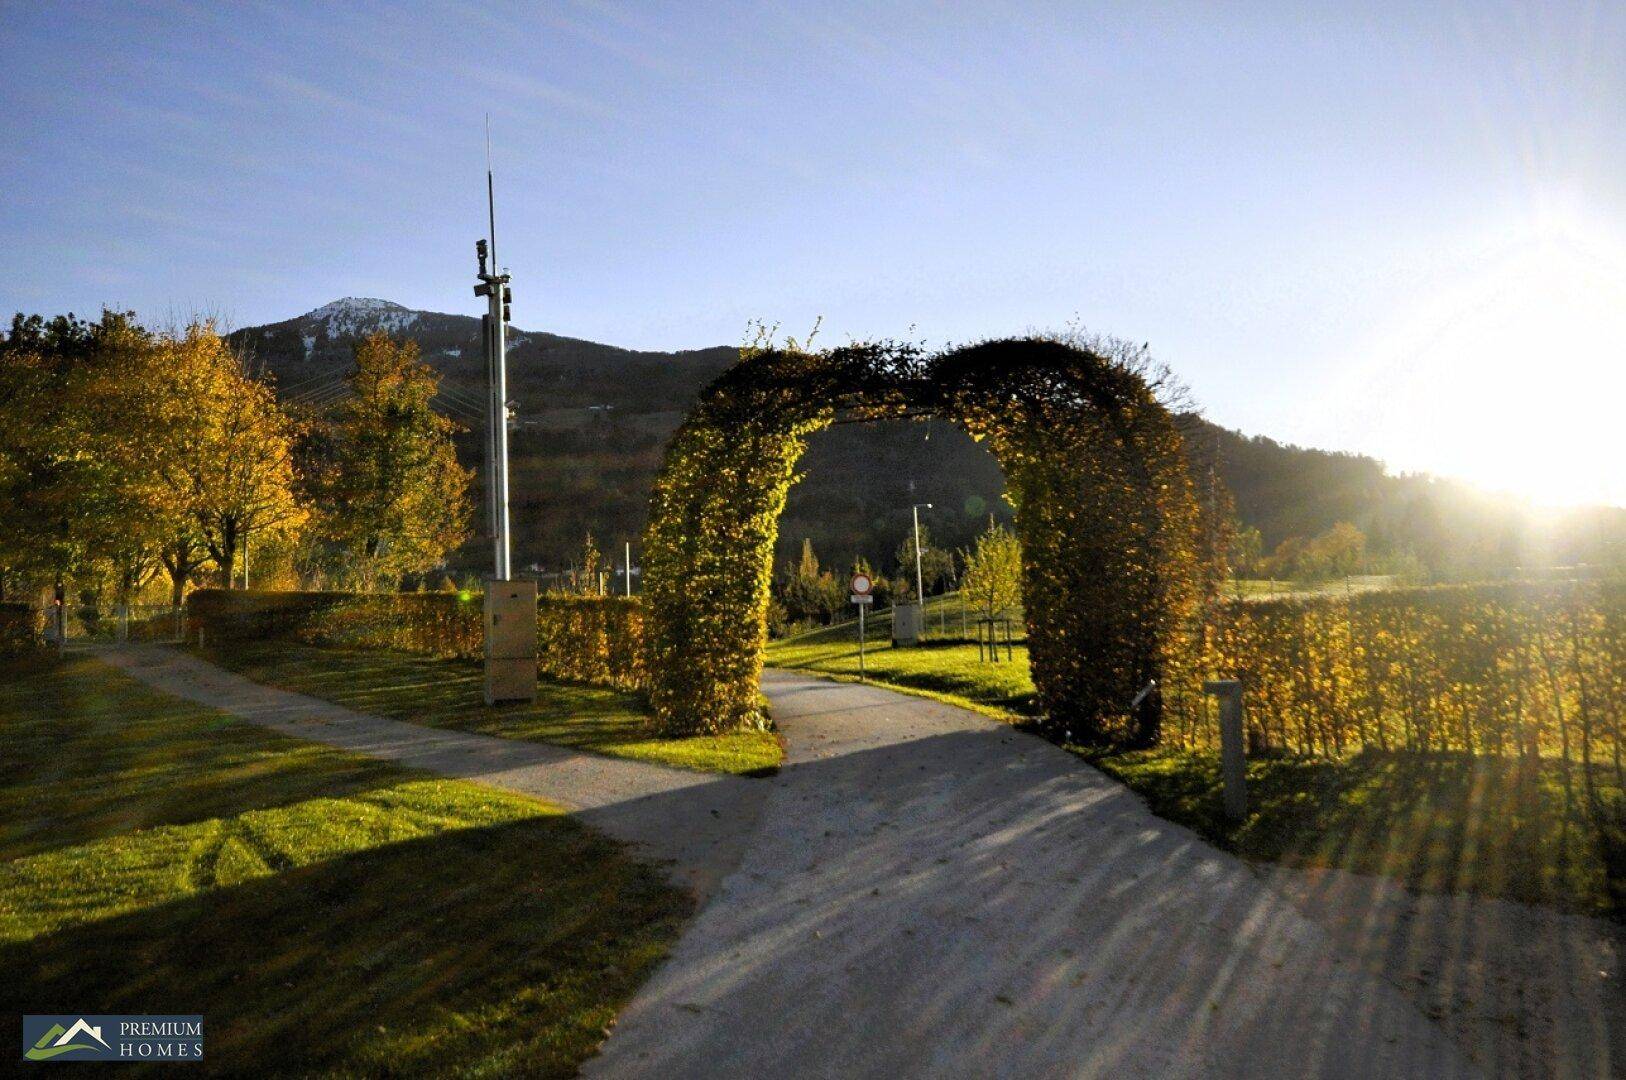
233 297 737 415
231 300 1625 579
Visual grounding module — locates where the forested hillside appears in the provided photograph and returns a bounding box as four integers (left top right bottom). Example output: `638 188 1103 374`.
231 300 1623 580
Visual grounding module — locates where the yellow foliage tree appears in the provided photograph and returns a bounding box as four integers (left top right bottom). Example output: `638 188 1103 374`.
960 519 1022 622
155 327 306 589
310 333 470 589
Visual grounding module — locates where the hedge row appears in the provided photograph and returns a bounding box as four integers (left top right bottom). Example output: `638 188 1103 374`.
186 590 646 692
0 603 43 656
1165 582 1625 771
535 596 646 692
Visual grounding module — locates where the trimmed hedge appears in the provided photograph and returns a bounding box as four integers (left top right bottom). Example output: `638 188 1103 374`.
0 603 44 656
642 338 1202 739
302 594 483 658
536 596 646 692
1165 581 1625 767
186 589 646 692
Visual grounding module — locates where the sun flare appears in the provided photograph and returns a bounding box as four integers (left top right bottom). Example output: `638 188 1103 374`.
1328 214 1626 507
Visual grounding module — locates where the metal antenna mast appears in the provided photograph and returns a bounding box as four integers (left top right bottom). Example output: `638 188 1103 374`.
475 116 513 579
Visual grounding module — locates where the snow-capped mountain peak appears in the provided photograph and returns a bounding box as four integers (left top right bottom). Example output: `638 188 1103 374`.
299 297 420 338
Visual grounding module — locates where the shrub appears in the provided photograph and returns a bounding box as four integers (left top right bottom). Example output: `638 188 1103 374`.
1164 581 1625 770
536 596 645 691
186 589 646 692
187 590 366 644
0 603 43 656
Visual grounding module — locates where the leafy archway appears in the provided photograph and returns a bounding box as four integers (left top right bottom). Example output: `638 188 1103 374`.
641 338 1204 747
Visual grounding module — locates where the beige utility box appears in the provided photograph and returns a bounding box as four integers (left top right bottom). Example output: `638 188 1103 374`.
484 578 538 705
892 602 923 645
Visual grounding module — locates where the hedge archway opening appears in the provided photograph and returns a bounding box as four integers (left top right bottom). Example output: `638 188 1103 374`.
641 337 1204 747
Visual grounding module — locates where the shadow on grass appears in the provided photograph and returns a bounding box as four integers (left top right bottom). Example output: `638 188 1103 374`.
0 656 407 863
1079 744 1625 916
867 668 1039 715
198 641 783 776
2 815 691 1078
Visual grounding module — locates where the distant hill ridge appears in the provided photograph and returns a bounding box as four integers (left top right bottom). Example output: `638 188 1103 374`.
229 301 1623 576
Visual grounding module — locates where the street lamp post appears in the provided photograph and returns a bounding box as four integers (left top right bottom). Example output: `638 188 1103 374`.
911 503 932 604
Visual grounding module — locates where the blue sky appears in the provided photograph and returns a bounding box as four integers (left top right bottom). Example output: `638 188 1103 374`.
3 2 1623 504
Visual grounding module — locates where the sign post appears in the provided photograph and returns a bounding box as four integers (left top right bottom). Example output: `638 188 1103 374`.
850 573 874 682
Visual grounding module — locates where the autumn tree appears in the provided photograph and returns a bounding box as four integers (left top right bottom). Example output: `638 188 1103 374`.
574 531 605 594
0 311 172 604
1230 525 1264 579
1261 521 1368 582
79 318 178 607
308 333 470 589
0 313 99 597
156 326 306 589
894 524 955 600
960 519 1022 621
776 538 843 624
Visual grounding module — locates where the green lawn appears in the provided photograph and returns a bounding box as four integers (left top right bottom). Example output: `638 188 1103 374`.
0 655 691 1076
1227 574 1399 598
1081 745 1624 916
766 593 1037 719
199 639 783 776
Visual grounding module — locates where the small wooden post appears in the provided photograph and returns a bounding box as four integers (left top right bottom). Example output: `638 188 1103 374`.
1204 679 1246 821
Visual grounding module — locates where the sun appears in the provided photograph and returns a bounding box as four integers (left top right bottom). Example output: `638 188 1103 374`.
1326 208 1626 508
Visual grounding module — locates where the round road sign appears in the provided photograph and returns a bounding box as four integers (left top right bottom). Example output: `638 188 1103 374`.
850 572 873 596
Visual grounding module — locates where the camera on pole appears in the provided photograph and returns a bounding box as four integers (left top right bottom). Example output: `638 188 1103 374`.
473 124 534 705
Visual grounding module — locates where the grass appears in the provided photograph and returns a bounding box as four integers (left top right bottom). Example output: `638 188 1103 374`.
1079 744 1625 917
1227 574 1399 598
766 593 1037 720
0 654 691 1076
198 639 783 777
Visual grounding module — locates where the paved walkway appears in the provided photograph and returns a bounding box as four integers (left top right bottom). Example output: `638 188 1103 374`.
586 672 1478 1079
106 647 1481 1078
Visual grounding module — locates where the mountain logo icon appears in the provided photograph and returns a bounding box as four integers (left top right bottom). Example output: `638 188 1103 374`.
24 1018 110 1061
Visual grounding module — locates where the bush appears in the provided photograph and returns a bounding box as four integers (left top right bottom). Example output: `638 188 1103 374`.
0 603 43 656
186 589 646 692
1164 581 1626 767
536 597 645 691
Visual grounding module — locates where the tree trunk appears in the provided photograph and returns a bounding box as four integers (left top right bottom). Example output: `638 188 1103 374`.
215 520 238 589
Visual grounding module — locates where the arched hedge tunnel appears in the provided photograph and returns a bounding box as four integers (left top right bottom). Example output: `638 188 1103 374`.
640 337 1205 747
